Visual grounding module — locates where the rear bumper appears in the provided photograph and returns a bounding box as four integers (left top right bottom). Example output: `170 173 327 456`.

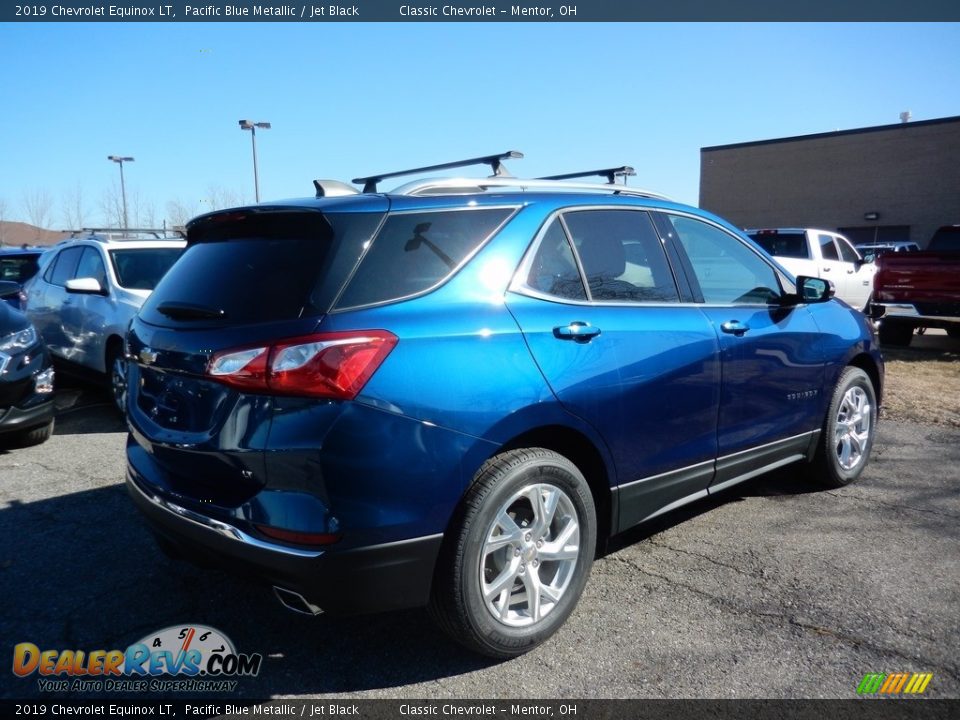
874 303 960 330
125 467 443 615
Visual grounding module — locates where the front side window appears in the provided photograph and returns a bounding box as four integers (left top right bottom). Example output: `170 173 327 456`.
836 237 860 263
336 208 513 310
665 215 782 305
75 247 108 288
562 210 679 303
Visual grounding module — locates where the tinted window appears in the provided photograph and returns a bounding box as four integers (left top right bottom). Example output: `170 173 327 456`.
524 219 586 301
819 235 840 261
48 246 84 287
0 254 41 283
76 247 108 288
109 248 183 291
337 208 512 309
748 232 811 259
667 216 782 305
836 237 860 263
930 226 960 252
141 214 335 326
563 210 678 303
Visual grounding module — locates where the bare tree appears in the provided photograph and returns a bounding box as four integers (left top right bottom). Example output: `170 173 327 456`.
99 181 124 229
205 184 247 211
61 182 88 231
166 197 200 229
21 188 54 239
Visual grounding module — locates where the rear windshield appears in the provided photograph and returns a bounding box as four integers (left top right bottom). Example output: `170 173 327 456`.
930 227 960 252
138 210 384 327
0 253 41 283
109 248 184 290
748 232 810 259
335 207 513 310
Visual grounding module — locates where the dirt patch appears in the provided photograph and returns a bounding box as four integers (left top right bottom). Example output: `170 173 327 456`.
880 330 960 427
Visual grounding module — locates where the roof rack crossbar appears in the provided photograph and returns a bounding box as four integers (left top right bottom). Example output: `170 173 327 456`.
538 166 636 184
352 150 524 193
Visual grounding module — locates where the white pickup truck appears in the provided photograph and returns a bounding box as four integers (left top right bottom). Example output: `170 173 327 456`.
746 228 876 310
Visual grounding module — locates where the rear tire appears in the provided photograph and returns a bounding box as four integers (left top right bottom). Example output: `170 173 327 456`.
811 367 877 489
430 448 596 658
878 320 913 347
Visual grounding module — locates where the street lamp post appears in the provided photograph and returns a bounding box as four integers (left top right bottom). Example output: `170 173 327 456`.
107 155 134 229
239 120 271 202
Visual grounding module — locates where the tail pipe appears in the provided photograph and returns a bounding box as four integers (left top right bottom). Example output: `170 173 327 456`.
273 586 324 616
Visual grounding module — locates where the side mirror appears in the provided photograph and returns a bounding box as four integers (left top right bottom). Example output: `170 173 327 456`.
797 275 833 303
0 280 20 299
65 277 107 296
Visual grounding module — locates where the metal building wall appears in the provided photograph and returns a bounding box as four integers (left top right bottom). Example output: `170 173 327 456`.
699 116 960 248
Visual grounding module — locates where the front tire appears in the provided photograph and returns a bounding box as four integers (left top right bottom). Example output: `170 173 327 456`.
106 342 127 414
812 367 878 488
430 448 596 658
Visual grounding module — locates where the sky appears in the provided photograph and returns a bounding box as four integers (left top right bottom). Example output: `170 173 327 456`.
1 22 959 228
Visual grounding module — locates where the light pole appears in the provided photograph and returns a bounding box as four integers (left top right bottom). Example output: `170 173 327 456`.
107 155 134 229
239 120 271 202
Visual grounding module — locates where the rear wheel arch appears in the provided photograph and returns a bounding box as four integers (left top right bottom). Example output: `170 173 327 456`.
494 426 613 552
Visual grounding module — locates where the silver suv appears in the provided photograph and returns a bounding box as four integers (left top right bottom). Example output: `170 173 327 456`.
22 230 185 408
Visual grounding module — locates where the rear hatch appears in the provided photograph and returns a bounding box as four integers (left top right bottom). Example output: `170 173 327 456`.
127 202 388 507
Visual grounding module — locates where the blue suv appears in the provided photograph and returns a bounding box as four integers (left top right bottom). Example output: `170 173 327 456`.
124 153 882 658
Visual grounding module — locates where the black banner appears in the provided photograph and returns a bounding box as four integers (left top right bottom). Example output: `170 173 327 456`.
4 0 960 22
2 700 959 720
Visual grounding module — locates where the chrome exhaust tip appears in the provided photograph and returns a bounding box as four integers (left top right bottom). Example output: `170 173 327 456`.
273 586 324 616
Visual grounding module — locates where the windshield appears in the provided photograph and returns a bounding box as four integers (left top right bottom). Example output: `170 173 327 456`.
109 248 184 290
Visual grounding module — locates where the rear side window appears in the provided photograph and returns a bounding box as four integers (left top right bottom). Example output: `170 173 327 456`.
110 248 183 291
748 232 811 259
819 234 840 261
336 208 513 310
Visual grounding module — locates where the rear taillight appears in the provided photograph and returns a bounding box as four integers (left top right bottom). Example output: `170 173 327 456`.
207 330 397 400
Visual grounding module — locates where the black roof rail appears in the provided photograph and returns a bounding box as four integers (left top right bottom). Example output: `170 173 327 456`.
352 151 523 194
538 166 636 184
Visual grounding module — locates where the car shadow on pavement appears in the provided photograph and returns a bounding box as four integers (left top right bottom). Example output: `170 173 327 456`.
51 380 126 436
0 483 497 701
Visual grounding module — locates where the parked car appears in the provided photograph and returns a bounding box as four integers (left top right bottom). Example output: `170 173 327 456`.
853 240 921 261
745 228 875 310
22 231 185 409
872 224 960 346
0 281 55 446
123 154 883 658
0 246 45 309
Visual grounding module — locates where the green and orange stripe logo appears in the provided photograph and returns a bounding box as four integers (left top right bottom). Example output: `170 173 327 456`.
857 672 933 695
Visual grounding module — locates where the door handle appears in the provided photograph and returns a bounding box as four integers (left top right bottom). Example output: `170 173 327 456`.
822 267 832 272
720 320 750 337
553 322 601 342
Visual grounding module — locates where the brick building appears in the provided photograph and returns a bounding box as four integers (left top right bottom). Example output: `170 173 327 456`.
699 115 960 248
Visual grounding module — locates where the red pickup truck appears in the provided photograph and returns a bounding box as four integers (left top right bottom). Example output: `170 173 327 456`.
873 225 960 346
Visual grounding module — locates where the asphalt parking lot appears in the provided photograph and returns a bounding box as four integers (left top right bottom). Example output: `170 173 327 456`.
1 375 958 701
